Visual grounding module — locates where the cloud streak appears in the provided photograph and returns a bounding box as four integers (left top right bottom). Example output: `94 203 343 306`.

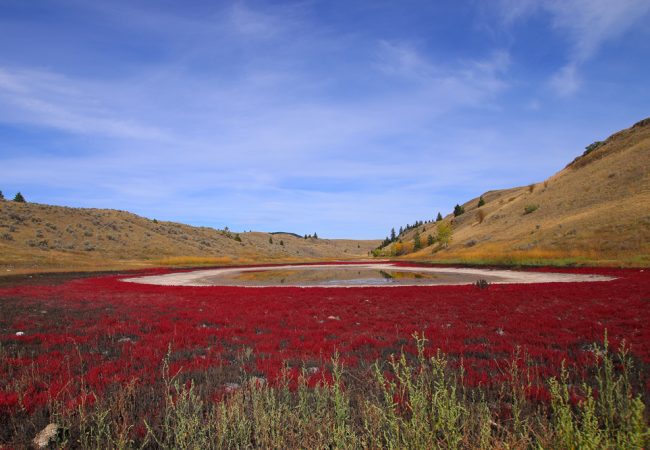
497 0 650 96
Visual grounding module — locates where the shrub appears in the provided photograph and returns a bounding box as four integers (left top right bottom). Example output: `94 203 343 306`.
478 196 485 207
584 140 603 155
477 209 487 223
453 204 465 217
524 204 539 215
13 192 26 202
234 234 242 242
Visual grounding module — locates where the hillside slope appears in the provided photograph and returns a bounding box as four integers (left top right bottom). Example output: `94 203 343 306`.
0 203 380 273
388 118 650 265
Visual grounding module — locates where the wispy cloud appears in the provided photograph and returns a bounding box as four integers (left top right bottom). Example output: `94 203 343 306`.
0 68 167 140
497 0 650 96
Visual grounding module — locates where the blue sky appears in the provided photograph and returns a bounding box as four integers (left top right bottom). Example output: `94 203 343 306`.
1 0 648 239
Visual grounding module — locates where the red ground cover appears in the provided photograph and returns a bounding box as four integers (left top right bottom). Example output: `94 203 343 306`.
0 263 648 413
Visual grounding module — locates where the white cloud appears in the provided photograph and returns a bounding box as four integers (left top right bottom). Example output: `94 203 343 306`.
376 42 510 108
497 0 650 96
0 68 167 140
548 63 581 97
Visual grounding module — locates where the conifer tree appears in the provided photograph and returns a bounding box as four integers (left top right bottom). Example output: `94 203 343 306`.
0 190 4 200
413 232 422 250
13 192 25 203
478 196 485 207
390 228 396 241
436 212 443 222
427 234 434 246
453 204 465 217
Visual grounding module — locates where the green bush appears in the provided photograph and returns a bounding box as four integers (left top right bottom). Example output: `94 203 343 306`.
584 141 604 156
524 204 539 215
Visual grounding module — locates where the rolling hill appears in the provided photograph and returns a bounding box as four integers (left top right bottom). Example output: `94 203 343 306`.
0 203 380 274
381 118 650 265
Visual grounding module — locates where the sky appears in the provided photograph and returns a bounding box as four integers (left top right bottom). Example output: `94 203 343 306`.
0 0 649 239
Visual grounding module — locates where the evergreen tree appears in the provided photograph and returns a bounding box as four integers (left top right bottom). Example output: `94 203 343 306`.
413 232 422 250
436 212 443 222
478 196 485 207
313 232 318 239
390 228 396 241
13 192 25 203
0 190 4 200
453 204 465 217
427 234 434 246
399 226 403 235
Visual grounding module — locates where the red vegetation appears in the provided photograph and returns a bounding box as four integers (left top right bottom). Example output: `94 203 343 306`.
1 264 649 414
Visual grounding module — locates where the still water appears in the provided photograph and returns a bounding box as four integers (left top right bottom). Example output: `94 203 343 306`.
193 266 505 287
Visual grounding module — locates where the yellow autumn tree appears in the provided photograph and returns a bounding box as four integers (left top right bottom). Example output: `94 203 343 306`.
436 222 453 248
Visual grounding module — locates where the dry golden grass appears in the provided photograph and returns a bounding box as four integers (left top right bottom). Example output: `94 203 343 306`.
0 202 380 275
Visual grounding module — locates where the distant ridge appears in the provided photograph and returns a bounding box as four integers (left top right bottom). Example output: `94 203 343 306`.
0 202 379 273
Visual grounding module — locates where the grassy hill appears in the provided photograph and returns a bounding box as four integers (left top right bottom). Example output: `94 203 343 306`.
378 118 650 266
0 203 380 274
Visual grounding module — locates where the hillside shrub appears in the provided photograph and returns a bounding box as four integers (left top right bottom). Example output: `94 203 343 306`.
453 204 465 217
584 140 604 155
524 204 539 215
478 196 485 207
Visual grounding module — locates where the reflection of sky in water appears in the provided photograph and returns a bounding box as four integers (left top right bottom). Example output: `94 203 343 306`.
216 268 472 286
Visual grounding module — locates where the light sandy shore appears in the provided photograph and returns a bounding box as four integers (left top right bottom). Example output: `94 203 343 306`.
121 263 615 288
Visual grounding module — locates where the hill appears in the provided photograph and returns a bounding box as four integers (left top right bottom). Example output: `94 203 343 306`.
0 203 380 274
378 118 650 266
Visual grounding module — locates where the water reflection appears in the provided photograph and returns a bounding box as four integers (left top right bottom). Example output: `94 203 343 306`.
194 267 492 287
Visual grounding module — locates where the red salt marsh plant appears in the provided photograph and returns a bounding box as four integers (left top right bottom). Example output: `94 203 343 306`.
0 263 648 447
